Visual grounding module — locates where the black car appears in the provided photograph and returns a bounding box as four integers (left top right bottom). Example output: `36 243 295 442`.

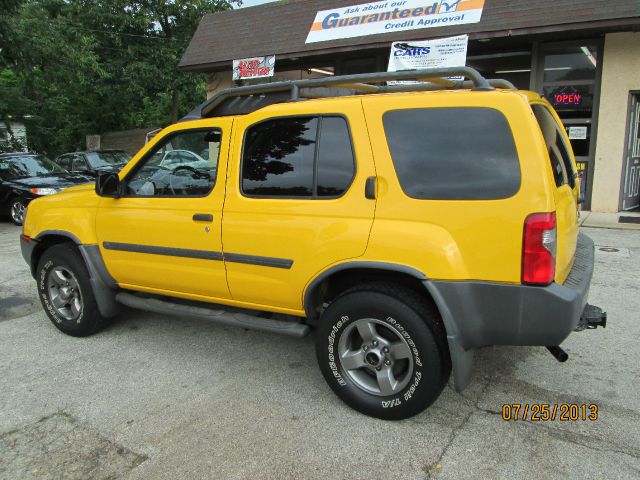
53 149 131 178
0 153 92 225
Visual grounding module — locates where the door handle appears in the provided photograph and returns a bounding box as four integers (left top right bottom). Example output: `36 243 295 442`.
365 176 376 199
193 213 213 222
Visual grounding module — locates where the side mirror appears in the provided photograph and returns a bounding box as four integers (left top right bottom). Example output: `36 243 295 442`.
96 172 121 198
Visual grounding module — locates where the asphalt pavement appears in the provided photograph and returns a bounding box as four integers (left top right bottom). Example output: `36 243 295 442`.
0 220 638 479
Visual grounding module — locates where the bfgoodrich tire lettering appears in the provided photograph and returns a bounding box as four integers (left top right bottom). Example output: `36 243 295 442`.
316 283 450 420
37 244 110 337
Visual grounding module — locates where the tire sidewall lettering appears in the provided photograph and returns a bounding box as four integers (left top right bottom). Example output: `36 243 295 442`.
327 315 350 387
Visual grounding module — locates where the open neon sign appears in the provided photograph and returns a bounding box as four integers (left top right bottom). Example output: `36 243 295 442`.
553 93 582 106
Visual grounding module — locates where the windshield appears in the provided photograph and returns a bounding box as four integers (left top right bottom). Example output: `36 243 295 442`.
0 155 66 180
86 151 131 167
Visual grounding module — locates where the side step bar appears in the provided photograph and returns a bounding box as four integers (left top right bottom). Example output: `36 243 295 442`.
116 292 311 338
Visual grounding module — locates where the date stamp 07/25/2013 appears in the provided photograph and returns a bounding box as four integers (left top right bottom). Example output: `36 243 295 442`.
501 404 599 422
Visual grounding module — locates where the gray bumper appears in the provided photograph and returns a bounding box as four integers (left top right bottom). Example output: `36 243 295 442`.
428 232 594 350
425 232 595 391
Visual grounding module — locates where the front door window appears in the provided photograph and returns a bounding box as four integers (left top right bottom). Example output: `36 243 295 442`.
125 129 221 197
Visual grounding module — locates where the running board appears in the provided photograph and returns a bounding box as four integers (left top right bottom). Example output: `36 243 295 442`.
115 292 310 338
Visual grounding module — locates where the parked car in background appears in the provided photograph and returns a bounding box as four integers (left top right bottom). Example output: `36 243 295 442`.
53 150 131 178
0 152 92 225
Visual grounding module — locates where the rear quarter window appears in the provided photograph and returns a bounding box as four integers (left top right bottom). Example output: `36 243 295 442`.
383 107 521 200
531 104 576 189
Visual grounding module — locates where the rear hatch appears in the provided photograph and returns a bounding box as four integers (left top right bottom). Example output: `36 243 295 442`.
531 101 580 283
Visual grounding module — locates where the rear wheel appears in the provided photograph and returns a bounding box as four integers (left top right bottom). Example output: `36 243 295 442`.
9 198 26 225
36 244 110 337
315 283 450 420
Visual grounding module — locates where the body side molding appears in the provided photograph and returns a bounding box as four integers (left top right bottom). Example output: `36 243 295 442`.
103 241 224 261
102 241 293 268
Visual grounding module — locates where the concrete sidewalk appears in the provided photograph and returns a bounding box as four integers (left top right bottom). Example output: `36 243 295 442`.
580 210 640 230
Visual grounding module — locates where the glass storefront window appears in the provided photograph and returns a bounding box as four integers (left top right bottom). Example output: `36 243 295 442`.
543 45 597 82
468 51 532 90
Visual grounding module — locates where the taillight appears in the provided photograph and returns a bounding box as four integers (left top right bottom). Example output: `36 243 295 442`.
522 212 556 285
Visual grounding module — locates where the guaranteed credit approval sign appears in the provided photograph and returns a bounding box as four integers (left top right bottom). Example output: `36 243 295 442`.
305 0 485 43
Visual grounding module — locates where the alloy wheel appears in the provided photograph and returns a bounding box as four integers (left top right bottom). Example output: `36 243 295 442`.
46 267 83 322
10 200 25 224
337 318 414 396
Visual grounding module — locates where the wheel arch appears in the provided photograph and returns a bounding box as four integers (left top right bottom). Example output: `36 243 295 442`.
304 262 429 323
31 231 81 276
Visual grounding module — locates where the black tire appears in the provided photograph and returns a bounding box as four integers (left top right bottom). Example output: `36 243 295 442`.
36 244 110 337
9 197 26 225
315 283 450 420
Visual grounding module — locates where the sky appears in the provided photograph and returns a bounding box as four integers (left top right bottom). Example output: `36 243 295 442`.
238 0 279 8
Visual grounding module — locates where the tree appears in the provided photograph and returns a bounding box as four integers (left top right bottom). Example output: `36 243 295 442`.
0 0 239 156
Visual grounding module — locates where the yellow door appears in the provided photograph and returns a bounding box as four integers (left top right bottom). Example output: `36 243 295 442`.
96 120 232 300
222 99 376 313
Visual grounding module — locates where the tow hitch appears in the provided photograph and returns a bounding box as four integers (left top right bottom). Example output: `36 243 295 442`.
546 304 607 362
575 304 607 331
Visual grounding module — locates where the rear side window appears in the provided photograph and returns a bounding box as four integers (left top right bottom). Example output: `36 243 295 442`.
532 105 576 188
242 116 355 198
383 108 521 200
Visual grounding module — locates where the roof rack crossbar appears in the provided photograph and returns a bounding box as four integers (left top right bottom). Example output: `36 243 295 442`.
381 78 517 93
199 67 507 118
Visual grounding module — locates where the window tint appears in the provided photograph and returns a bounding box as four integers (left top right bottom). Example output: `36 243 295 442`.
125 129 221 197
383 108 521 200
242 116 354 198
532 105 576 188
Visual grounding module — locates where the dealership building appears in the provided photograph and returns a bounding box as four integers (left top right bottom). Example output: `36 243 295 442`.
179 0 640 213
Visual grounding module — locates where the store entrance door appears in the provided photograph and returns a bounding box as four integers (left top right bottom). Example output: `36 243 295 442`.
534 41 602 210
622 93 640 211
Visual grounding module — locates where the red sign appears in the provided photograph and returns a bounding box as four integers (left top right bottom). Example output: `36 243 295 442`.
553 93 582 106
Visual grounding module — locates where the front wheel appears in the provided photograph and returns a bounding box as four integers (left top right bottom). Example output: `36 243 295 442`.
10 198 26 225
36 244 110 337
315 283 450 420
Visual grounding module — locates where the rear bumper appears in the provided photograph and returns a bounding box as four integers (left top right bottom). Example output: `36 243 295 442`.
427 232 595 349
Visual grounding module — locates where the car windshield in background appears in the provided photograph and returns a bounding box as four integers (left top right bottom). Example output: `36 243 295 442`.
86 151 131 167
0 155 67 180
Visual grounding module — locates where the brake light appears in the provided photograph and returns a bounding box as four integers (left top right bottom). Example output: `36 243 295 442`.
522 212 556 285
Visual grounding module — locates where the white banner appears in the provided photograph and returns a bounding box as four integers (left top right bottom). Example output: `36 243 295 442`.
388 34 468 75
305 0 484 44
232 55 276 81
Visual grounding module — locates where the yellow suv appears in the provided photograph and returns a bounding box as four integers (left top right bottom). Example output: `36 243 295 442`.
20 68 606 420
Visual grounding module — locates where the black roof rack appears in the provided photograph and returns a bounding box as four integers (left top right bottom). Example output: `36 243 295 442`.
182 67 516 121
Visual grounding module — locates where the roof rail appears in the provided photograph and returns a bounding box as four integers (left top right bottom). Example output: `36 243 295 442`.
190 67 515 120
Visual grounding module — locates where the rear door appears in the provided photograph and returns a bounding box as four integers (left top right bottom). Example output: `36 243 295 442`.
221 99 376 313
531 102 580 282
